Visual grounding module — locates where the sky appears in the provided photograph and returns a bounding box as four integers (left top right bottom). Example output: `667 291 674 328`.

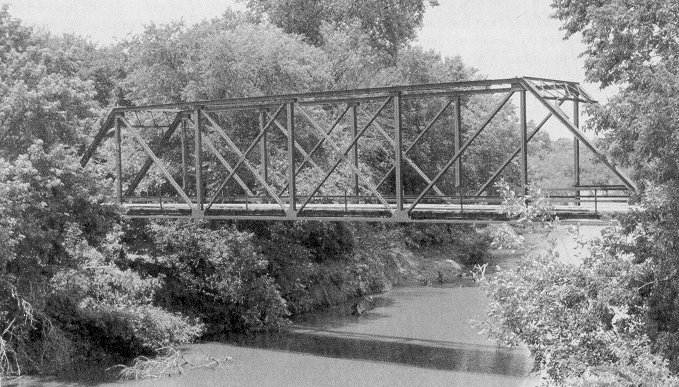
5 0 602 138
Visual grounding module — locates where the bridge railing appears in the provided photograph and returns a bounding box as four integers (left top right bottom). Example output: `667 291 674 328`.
103 184 632 220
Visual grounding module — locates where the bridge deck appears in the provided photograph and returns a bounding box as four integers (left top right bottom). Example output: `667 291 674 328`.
121 201 630 223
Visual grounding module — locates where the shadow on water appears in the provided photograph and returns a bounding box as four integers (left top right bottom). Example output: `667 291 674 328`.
227 292 530 378
230 329 527 377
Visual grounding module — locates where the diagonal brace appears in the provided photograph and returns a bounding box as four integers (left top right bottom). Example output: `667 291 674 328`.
268 115 326 195
475 100 564 196
125 113 184 196
360 107 446 197
201 134 255 197
520 79 637 191
374 100 453 191
295 100 392 213
279 106 351 196
407 92 515 213
202 107 288 211
119 117 194 208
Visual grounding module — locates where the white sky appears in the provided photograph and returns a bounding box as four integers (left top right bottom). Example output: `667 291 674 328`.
5 0 606 138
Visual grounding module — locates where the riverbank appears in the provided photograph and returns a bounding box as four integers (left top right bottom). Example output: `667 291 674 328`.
8 223 607 386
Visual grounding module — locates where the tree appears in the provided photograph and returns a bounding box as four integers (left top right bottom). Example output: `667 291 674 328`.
551 0 679 183
0 6 101 159
245 0 439 59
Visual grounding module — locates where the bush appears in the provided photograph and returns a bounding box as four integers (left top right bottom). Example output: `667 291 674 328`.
401 224 492 265
261 221 355 262
246 222 393 314
0 144 203 377
480 224 678 384
496 179 555 223
612 182 679 372
50 264 203 358
140 221 289 337
480 224 525 250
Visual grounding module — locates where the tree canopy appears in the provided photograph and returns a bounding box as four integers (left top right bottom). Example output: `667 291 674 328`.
245 0 438 59
552 0 679 183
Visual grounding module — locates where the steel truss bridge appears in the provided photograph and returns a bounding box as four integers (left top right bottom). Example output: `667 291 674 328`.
81 77 636 223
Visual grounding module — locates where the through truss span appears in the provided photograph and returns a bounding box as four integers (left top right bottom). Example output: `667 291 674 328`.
81 77 636 223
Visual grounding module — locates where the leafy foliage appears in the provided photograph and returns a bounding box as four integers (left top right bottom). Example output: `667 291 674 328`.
0 142 202 376
123 20 330 105
551 0 679 184
246 0 438 58
0 6 101 159
481 226 678 384
140 222 289 336
496 179 555 223
547 2 679 380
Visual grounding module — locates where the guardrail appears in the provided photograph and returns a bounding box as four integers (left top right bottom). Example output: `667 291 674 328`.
104 184 632 216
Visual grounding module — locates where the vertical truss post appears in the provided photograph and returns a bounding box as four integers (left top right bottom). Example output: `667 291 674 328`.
454 95 462 189
181 118 187 191
260 109 268 185
350 103 359 198
194 107 204 214
573 100 581 205
287 101 296 215
114 114 123 204
520 90 528 198
394 92 404 215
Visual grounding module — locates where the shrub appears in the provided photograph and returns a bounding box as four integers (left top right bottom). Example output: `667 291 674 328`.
264 221 355 262
401 224 492 265
143 221 289 336
480 224 678 384
612 182 679 371
481 224 525 250
0 143 202 377
247 222 392 313
496 179 555 223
